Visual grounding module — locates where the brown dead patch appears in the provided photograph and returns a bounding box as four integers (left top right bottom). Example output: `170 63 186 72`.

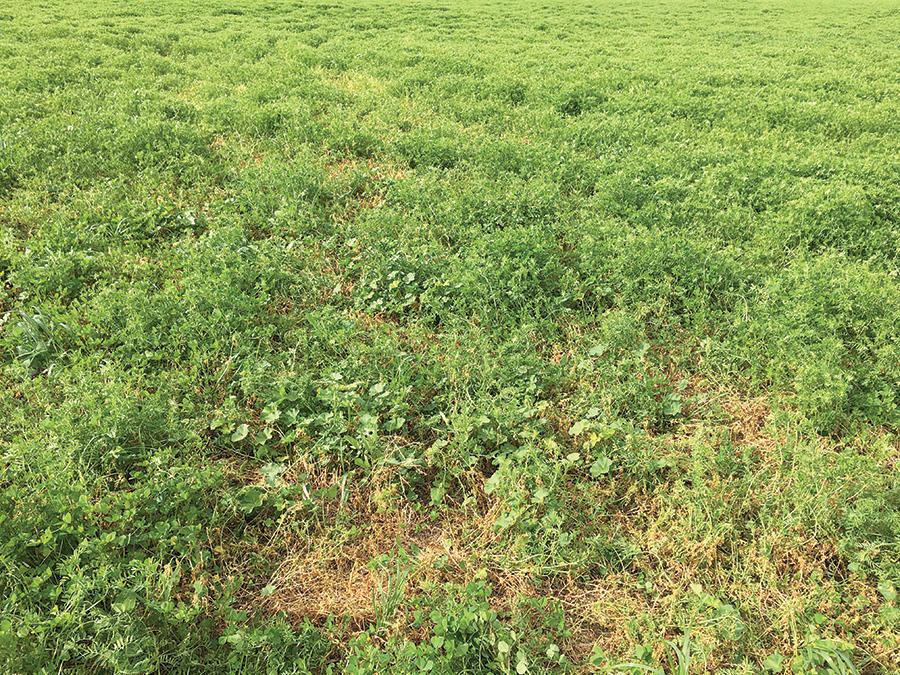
209 134 228 151
207 134 265 168
723 395 772 449
766 534 849 584
562 576 651 662
663 388 781 465
324 158 405 182
228 456 545 645
264 549 379 629
246 459 449 622
176 88 202 109
242 151 265 168
326 72 388 97
344 310 445 358
266 298 294 316
322 158 407 225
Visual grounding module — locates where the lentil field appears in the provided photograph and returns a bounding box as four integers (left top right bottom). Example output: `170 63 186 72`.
1 0 900 673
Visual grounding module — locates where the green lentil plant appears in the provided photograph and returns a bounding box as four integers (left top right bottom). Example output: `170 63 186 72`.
0 451 244 674
219 616 333 675
346 579 550 675
731 253 900 432
353 249 436 318
244 371 409 471
482 441 590 567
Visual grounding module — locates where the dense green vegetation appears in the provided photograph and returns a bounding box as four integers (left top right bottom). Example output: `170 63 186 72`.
2 0 899 672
